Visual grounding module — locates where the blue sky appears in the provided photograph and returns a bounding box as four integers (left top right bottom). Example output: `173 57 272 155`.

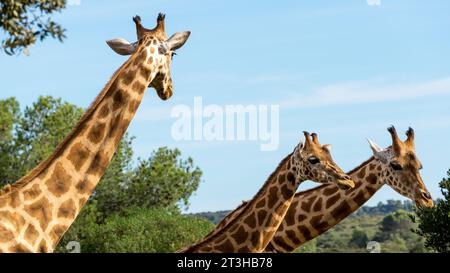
1 0 449 212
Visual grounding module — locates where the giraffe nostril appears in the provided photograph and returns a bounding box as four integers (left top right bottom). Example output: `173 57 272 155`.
421 191 431 200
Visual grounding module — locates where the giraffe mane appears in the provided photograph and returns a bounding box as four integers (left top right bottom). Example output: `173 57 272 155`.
181 151 294 252
0 44 145 196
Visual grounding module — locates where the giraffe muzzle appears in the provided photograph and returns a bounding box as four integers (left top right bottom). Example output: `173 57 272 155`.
336 178 355 190
416 190 434 208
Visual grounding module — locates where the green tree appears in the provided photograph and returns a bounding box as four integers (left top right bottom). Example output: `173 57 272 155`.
59 208 214 253
0 0 66 55
124 147 203 212
412 170 450 253
0 96 83 185
0 97 20 184
373 210 411 241
12 96 84 180
374 210 427 253
349 229 368 248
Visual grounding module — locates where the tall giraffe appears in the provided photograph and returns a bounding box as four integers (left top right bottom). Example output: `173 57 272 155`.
178 132 355 253
205 127 433 252
0 14 190 253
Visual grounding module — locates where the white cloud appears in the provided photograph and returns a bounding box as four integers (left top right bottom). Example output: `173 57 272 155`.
278 77 450 109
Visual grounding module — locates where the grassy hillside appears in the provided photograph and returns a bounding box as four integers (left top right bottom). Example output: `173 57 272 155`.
190 200 429 253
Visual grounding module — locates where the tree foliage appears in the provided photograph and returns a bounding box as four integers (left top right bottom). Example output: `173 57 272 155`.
59 208 214 253
126 148 202 211
0 0 66 55
0 96 83 184
349 229 368 248
412 170 450 253
0 97 20 184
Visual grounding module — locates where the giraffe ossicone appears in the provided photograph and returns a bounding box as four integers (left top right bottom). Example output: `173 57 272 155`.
0 13 190 253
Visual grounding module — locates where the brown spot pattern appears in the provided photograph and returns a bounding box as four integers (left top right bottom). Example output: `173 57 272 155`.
323 186 337 196
0 226 14 243
87 122 106 144
325 193 341 209
232 226 249 245
22 184 42 201
366 173 378 184
257 210 267 226
132 81 146 94
313 197 323 212
354 191 367 206
67 142 90 171
113 89 129 111
280 184 292 200
50 224 67 245
255 198 266 208
38 239 48 253
46 163 71 197
24 224 39 245
75 179 94 195
98 104 110 119
298 225 312 240
58 199 76 219
24 197 52 230
243 212 257 229
121 70 135 85
215 239 234 252
267 186 278 208
286 230 301 245
8 243 31 252
331 201 352 221
87 151 109 176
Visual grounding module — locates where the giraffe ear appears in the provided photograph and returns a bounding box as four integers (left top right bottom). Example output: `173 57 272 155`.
322 144 332 152
106 38 137 55
367 138 382 153
367 139 388 163
165 31 191 51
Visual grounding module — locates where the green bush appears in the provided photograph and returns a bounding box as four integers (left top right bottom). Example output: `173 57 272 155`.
59 208 214 253
412 170 450 252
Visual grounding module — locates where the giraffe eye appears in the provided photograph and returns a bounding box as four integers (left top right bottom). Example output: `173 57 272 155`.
308 156 320 164
390 162 403 171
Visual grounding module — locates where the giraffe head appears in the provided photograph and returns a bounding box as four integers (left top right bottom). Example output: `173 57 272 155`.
367 126 433 208
106 13 190 100
293 131 355 190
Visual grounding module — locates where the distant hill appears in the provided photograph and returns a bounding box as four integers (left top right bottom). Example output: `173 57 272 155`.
352 199 413 217
187 200 427 253
189 199 414 224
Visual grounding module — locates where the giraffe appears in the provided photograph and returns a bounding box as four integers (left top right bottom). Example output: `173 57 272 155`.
204 126 434 252
178 131 355 253
0 14 191 253
264 126 433 252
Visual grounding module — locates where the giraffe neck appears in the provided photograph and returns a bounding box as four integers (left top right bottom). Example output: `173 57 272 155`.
0 45 156 253
181 152 305 253
265 156 384 252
